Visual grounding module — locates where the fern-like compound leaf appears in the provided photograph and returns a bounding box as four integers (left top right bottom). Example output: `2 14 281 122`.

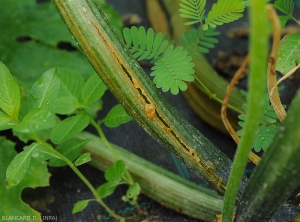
179 0 206 25
180 27 220 58
204 0 245 30
237 96 280 152
123 26 169 61
123 26 195 95
151 45 195 95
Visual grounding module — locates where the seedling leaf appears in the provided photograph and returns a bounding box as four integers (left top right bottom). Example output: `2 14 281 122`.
96 182 119 199
81 73 107 105
126 182 141 200
0 61 20 119
74 153 91 166
105 160 126 182
49 138 89 167
103 104 132 128
14 108 56 133
50 114 89 144
72 199 93 214
29 68 60 110
276 34 300 75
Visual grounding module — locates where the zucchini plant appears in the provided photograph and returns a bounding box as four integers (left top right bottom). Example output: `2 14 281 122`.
1 0 300 221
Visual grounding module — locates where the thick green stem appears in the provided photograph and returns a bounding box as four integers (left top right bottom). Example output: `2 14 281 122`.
77 131 223 221
53 0 248 196
222 0 269 221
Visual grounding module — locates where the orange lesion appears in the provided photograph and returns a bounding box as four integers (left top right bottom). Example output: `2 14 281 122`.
145 104 156 120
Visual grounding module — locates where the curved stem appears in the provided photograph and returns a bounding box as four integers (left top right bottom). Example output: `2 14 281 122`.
221 54 260 165
29 133 121 220
267 5 286 122
271 63 300 95
194 75 244 114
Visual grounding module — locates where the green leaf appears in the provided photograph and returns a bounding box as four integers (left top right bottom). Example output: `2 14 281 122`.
123 26 170 60
151 45 195 95
273 0 294 18
25 142 60 161
204 0 245 30
278 15 290 27
49 138 89 167
12 127 53 144
0 61 20 119
0 137 50 219
103 104 132 128
0 111 18 131
180 27 220 58
81 73 107 105
14 108 56 133
84 100 103 119
126 182 141 199
0 0 93 93
74 153 91 166
51 97 79 115
237 96 280 152
29 68 60 110
51 68 85 114
276 34 300 75
72 199 93 214
179 0 206 25
6 143 37 189
123 27 195 94
96 182 119 199
105 160 126 182
253 125 277 152
50 114 89 144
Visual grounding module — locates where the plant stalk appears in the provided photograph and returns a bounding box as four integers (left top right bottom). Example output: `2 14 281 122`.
267 5 286 122
221 0 269 221
77 131 224 221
